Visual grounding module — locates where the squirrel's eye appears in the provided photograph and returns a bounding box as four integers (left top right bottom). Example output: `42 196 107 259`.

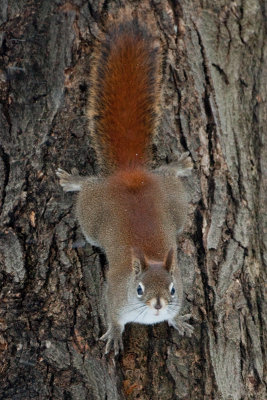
170 283 175 296
137 283 144 297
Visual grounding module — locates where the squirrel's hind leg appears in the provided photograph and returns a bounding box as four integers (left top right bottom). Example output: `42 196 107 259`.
154 152 193 177
56 168 88 191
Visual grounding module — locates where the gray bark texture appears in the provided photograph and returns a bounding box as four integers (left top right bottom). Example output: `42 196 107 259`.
0 0 266 399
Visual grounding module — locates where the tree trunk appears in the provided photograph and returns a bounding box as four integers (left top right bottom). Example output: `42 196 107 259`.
0 1 266 399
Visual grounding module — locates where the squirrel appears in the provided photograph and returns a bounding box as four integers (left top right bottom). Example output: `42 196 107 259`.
57 18 193 355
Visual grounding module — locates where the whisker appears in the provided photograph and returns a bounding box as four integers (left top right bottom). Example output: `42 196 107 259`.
168 303 180 309
168 303 180 310
123 303 146 313
168 301 181 308
168 304 180 310
132 306 148 323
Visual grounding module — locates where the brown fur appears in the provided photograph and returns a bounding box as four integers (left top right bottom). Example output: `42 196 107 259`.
106 169 171 259
57 16 193 354
88 20 161 173
57 164 191 353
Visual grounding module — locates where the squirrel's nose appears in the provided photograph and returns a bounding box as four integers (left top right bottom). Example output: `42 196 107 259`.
154 299 162 310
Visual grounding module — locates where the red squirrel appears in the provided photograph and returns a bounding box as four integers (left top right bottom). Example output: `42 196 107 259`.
57 19 193 355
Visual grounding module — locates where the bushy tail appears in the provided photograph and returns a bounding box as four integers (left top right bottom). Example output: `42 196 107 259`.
88 19 161 173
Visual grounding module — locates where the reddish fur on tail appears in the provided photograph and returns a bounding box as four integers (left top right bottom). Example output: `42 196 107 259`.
88 19 161 173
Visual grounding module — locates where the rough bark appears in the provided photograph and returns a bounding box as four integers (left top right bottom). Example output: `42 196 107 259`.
0 1 266 399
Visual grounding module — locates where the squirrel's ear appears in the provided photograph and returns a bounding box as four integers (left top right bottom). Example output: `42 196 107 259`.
164 248 175 273
131 247 147 274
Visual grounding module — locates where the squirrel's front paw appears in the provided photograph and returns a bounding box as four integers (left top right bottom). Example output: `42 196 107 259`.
168 314 194 337
100 326 124 356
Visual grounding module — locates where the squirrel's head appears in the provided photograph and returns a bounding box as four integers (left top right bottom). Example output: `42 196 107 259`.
127 247 181 324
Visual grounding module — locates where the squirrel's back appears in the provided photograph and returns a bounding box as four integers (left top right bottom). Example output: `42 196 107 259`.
88 19 161 173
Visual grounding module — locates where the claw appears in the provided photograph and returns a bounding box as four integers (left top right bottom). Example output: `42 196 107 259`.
99 331 109 342
105 339 112 355
114 336 124 356
56 168 70 178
